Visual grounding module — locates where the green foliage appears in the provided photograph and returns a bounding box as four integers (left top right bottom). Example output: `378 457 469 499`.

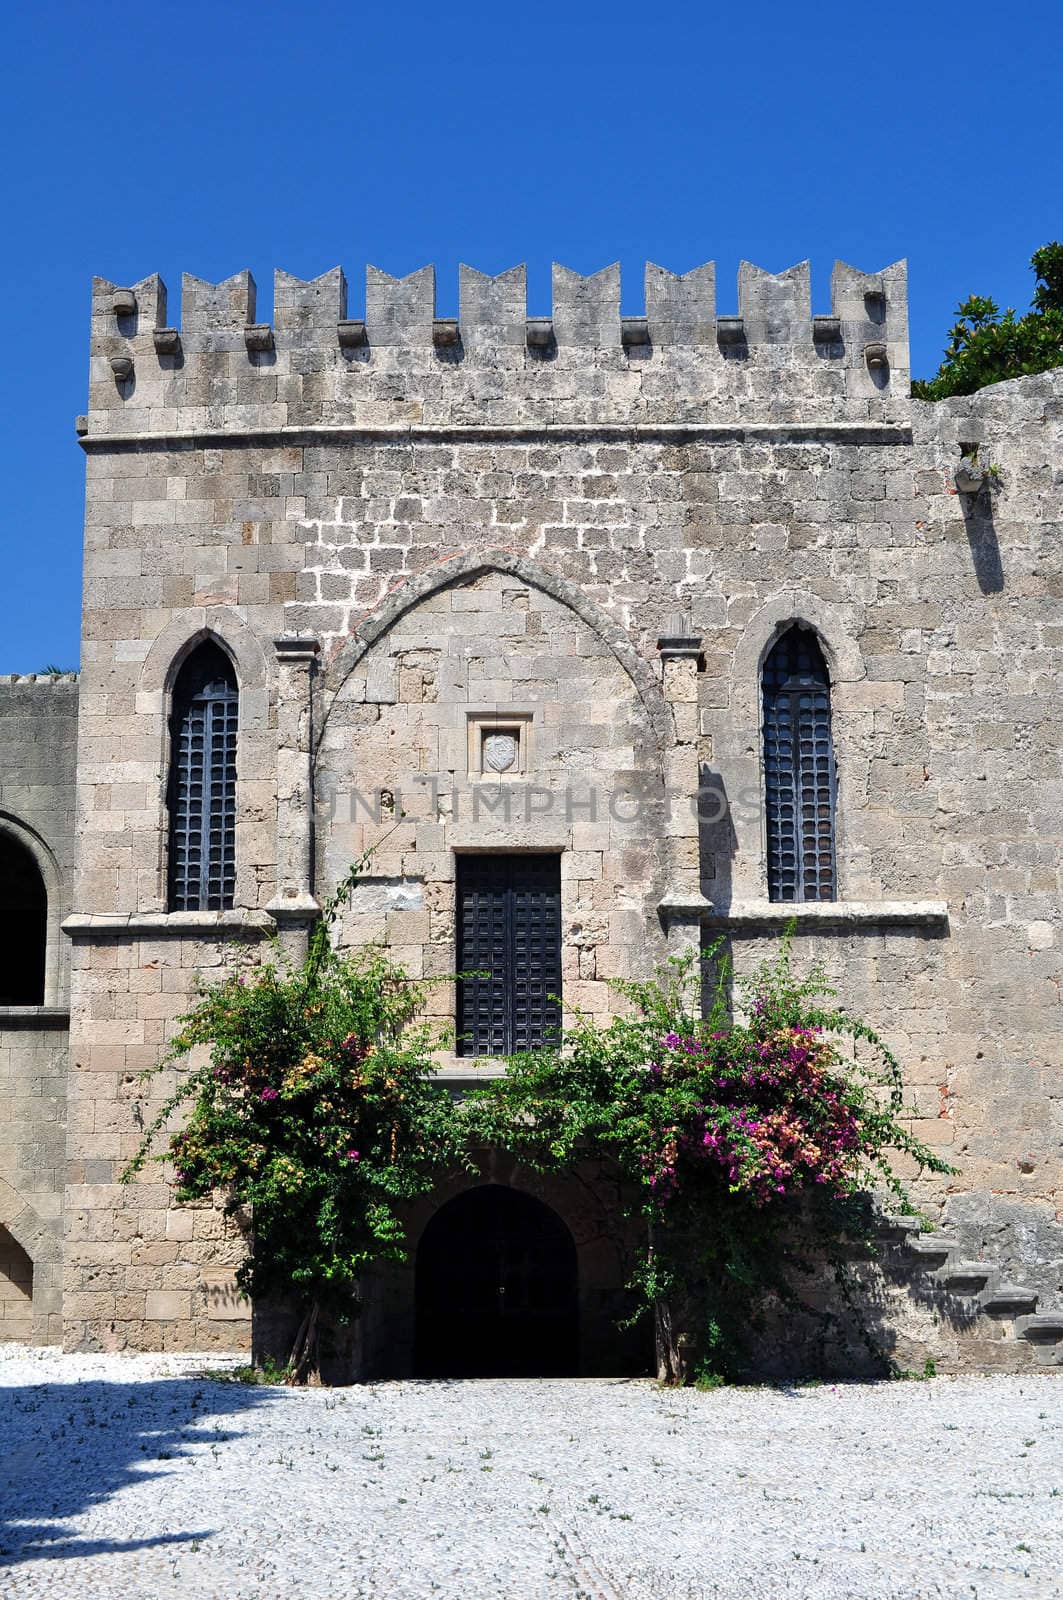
213 1357 290 1386
124 853 951 1386
913 242 1063 399
467 937 953 1382
893 1356 938 1382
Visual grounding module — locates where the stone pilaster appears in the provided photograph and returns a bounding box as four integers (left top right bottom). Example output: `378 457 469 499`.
657 627 711 964
266 636 321 957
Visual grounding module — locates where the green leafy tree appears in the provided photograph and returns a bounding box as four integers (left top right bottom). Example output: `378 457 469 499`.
468 939 952 1384
913 242 1063 399
124 863 466 1382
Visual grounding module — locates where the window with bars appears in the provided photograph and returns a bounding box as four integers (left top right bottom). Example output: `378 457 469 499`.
456 854 562 1056
167 642 238 912
762 625 837 902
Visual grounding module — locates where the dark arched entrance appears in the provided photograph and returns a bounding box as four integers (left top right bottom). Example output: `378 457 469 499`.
0 833 46 1005
415 1186 578 1377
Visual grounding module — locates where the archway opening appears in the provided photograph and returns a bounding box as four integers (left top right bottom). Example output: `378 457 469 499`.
415 1186 579 1378
0 832 46 1004
0 1225 33 1341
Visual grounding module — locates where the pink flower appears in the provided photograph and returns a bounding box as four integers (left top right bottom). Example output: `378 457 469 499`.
260 1087 279 1102
345 1150 359 1162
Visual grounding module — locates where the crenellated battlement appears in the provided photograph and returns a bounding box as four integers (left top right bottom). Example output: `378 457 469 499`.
84 258 910 436
0 673 79 686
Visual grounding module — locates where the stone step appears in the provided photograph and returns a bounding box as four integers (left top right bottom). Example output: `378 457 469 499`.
938 1262 993 1292
877 1213 924 1234
1015 1313 1063 1345
981 1284 1039 1315
905 1234 960 1261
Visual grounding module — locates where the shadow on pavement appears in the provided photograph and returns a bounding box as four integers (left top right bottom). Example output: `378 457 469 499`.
0 1371 276 1568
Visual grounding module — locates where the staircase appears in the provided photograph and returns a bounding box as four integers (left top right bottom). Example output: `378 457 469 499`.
877 1215 1063 1371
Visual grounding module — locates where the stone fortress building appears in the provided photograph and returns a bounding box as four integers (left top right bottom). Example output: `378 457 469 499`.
0 256 1060 1372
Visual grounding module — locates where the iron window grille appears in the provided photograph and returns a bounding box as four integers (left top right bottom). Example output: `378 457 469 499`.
457 853 562 1056
762 625 837 902
167 643 238 911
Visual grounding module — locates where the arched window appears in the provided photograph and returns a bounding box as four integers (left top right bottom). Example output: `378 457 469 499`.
762 625 836 902
167 642 238 912
0 832 46 1004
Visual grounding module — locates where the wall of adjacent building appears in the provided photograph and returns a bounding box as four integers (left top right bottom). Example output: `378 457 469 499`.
0 674 78 1342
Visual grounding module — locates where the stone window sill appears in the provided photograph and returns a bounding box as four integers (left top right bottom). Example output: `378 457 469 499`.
430 1049 510 1085
62 910 277 937
705 900 949 931
0 1006 70 1027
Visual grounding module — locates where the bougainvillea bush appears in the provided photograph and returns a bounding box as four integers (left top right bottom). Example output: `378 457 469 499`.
124 872 465 1381
126 850 951 1385
469 939 953 1383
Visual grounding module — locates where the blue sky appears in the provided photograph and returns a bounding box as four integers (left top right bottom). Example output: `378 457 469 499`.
1 0 1059 671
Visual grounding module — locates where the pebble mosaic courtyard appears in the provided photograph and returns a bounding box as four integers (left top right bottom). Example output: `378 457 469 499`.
0 1347 1060 1599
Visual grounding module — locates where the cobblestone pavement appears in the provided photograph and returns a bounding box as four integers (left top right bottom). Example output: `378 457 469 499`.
0 1346 1060 1599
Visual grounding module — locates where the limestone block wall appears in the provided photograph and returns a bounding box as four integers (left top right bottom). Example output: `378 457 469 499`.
63 255 1063 1354
907 372 1063 1293
0 1024 69 1341
61 924 261 1352
0 1225 34 1340
316 564 672 1038
0 675 78 1001
0 675 78 1342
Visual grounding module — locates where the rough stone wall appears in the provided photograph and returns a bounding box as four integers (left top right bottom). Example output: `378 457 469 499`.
908 373 1063 1296
0 675 78 1342
0 1023 69 1342
0 675 78 996
63 257 1062 1358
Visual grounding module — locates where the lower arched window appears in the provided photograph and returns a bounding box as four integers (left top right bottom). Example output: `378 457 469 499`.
0 831 46 1004
762 625 836 902
167 642 238 911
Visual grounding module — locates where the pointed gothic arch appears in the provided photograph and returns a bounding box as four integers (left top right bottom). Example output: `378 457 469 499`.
761 624 837 902
136 611 270 912
317 549 671 753
0 813 63 1006
0 1177 61 1267
166 640 239 911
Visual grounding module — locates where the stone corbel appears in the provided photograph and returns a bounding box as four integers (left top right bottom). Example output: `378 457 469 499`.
657 887 714 960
